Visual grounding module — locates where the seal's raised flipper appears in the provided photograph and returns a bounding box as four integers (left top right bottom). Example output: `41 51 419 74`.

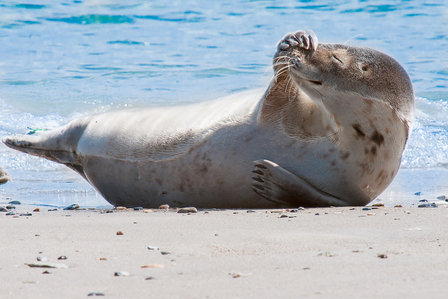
252 159 347 207
259 30 339 140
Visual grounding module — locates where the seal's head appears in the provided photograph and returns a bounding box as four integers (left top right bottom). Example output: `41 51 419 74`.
275 31 414 125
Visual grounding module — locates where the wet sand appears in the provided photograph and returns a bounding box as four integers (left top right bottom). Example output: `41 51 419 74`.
1 205 447 299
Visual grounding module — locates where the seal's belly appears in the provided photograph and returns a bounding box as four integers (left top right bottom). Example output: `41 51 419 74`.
78 126 265 208
80 153 266 208
79 131 368 208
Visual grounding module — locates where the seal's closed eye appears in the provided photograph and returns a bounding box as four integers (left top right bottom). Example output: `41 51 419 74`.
332 54 344 64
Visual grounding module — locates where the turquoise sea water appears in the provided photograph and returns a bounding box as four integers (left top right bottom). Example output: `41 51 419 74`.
0 0 447 207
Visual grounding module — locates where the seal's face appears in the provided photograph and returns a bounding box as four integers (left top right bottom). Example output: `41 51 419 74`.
280 36 414 121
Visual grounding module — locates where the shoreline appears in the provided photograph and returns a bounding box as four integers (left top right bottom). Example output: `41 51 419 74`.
3 167 448 209
1 205 447 298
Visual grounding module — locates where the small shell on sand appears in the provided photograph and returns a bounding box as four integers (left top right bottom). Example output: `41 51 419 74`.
141 264 164 268
114 271 130 277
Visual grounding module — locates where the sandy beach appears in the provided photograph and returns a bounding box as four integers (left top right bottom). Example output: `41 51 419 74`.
1 205 447 298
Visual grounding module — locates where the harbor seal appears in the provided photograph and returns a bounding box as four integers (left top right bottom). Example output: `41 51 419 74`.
3 30 414 208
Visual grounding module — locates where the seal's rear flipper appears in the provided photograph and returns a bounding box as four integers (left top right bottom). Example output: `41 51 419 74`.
3 132 86 179
3 121 88 173
251 159 348 207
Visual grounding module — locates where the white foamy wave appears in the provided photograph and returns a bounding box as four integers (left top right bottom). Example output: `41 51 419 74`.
401 97 448 168
0 99 67 171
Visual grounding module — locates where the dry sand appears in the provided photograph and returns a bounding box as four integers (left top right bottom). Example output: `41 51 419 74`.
1 205 447 298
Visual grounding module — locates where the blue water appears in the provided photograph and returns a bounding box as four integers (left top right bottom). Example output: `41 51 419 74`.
0 0 447 207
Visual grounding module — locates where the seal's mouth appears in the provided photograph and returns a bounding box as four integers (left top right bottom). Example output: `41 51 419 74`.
308 79 322 85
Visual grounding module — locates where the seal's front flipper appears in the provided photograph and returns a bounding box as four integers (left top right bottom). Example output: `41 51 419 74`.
251 159 347 207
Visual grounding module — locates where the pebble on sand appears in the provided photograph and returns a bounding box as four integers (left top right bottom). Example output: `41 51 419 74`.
418 203 438 208
114 271 130 277
58 256 68 260
318 252 335 257
147 245 159 251
177 207 198 213
8 200 21 205
377 254 388 259
33 208 40 212
87 292 105 296
229 272 250 278
26 262 68 269
116 231 124 235
63 204 79 210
